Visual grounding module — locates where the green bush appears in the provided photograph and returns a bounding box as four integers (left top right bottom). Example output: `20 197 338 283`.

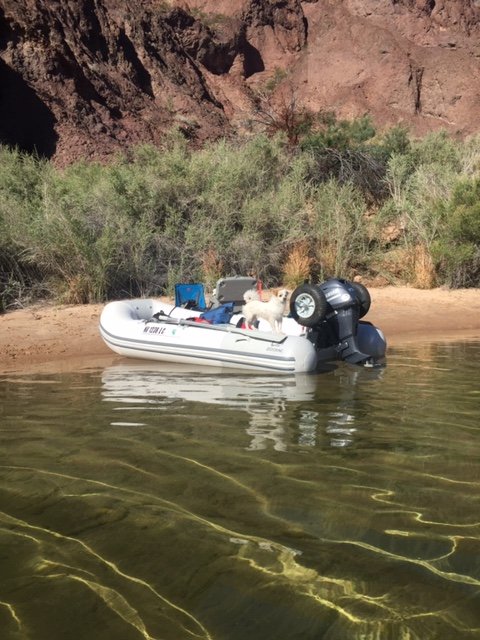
434 178 480 287
377 132 476 286
302 114 376 152
0 148 49 309
1 120 480 306
301 116 407 204
309 180 369 279
183 136 308 285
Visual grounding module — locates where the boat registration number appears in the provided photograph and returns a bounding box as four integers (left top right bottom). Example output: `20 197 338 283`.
143 324 178 337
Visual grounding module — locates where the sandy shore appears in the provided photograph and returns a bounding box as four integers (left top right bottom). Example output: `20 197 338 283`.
1 287 480 373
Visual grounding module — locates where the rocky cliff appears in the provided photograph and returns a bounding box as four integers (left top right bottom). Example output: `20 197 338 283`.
1 0 480 164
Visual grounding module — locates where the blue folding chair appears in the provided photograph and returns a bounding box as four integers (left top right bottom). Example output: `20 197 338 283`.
174 283 207 311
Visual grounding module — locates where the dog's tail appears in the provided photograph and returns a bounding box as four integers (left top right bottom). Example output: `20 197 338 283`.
243 289 261 303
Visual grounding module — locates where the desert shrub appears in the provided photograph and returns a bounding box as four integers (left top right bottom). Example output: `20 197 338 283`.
27 162 120 302
104 142 200 293
0 146 46 209
0 245 44 310
433 178 480 287
379 139 480 287
410 130 462 172
4 123 480 301
376 137 462 283
249 85 315 146
200 247 224 289
412 243 436 289
371 246 414 285
383 131 460 204
19 156 176 302
282 241 314 289
302 113 376 152
402 161 457 246
460 134 480 177
109 141 199 251
182 136 312 285
371 243 434 287
378 125 411 157
308 180 369 279
300 116 404 204
0 147 50 307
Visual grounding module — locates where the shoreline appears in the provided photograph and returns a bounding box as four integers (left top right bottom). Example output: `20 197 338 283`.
1 286 480 374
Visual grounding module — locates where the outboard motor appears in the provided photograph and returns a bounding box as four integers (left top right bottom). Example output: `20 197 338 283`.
289 279 386 365
319 278 372 364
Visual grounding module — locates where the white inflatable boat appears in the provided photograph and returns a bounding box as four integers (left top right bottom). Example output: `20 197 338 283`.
99 298 318 373
99 277 387 373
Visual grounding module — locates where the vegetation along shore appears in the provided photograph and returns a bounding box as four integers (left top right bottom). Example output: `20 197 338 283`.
1 116 480 313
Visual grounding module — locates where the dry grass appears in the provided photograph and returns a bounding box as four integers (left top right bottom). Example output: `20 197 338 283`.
62 274 93 304
413 243 436 289
201 247 224 288
373 247 414 282
316 241 339 279
282 242 314 289
372 244 435 288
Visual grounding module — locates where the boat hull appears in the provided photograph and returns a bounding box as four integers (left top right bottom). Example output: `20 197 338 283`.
99 299 318 373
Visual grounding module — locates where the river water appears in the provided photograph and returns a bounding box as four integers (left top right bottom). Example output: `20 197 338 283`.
1 341 480 640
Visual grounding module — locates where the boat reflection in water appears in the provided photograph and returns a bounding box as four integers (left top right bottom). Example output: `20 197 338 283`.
101 361 385 451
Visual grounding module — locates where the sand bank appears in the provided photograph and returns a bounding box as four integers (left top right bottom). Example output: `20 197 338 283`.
1 287 479 373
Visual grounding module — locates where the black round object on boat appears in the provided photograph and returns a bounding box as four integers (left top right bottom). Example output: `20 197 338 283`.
289 284 328 327
350 282 371 318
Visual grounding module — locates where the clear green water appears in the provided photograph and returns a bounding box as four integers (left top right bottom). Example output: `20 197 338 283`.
1 341 480 640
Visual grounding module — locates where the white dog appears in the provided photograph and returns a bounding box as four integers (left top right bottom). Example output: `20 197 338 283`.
242 289 289 333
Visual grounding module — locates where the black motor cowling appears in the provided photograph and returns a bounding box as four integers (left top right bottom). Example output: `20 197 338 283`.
289 279 385 365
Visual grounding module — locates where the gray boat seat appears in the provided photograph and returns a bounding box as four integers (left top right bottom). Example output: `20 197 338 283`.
210 276 258 312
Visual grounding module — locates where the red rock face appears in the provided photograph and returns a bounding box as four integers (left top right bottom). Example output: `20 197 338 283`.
1 0 480 163
0 0 229 163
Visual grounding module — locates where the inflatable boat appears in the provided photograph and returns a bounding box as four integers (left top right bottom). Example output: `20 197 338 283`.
100 298 317 373
99 277 387 373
